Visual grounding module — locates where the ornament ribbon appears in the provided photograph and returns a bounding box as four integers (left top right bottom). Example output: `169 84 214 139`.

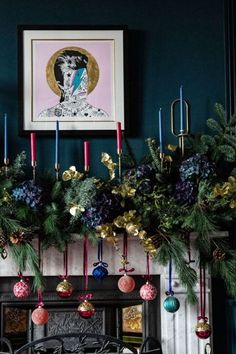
165 257 174 296
119 233 135 273
93 238 108 267
83 234 88 292
18 271 30 283
36 288 44 307
198 263 208 321
142 252 152 281
59 244 69 279
79 293 93 301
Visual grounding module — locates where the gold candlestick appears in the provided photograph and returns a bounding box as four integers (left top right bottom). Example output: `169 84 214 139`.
32 161 37 183
4 158 9 177
117 150 122 182
171 98 190 157
84 165 89 177
160 152 165 171
55 163 60 181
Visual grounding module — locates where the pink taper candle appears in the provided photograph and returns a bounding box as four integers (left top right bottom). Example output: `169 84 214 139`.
116 122 122 153
84 141 90 172
30 133 36 163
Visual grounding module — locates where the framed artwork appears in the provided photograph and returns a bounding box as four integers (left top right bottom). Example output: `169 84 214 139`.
18 26 127 135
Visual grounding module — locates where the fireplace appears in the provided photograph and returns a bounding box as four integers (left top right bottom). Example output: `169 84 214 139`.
0 276 160 351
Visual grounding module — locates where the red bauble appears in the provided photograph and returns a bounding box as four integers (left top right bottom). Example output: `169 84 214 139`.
13 279 31 298
195 319 211 339
31 306 49 325
118 274 136 293
78 300 95 319
56 279 73 298
140 281 157 301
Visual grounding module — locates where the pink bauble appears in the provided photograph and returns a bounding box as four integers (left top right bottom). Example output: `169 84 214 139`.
31 307 49 325
13 280 31 298
140 281 157 301
118 274 136 293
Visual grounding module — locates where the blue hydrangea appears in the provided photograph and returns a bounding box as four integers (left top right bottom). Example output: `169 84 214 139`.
81 190 121 229
136 164 155 179
12 180 43 209
179 154 215 181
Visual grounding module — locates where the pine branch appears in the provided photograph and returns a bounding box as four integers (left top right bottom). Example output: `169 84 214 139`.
146 138 162 172
156 235 198 303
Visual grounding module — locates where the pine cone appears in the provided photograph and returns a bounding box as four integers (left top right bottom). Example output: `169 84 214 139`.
0 228 7 247
213 248 226 261
150 234 163 249
10 230 25 245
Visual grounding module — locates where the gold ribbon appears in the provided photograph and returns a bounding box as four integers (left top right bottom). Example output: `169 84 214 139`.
112 183 136 198
69 204 85 216
62 166 84 181
101 153 117 180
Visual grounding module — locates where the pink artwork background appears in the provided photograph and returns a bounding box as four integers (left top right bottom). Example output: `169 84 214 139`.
33 40 113 120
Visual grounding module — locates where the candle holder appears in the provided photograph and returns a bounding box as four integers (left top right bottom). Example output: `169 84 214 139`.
117 150 122 182
55 163 60 181
171 99 190 157
84 165 89 177
31 161 37 183
159 152 165 171
4 158 9 177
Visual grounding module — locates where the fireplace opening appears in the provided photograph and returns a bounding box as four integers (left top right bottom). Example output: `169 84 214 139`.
0 276 160 350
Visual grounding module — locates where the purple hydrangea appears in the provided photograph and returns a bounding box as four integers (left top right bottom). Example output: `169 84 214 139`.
179 154 215 181
12 180 43 209
81 190 122 229
174 180 197 205
136 164 155 179
137 179 154 194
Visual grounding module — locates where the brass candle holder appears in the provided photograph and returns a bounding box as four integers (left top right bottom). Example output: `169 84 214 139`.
160 152 165 171
32 160 37 183
84 165 89 177
4 158 9 177
117 150 122 182
55 163 60 181
171 99 190 157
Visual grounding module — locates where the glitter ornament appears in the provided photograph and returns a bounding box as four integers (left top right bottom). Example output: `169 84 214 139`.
31 306 49 325
118 274 136 293
13 279 31 298
140 281 157 301
163 295 180 313
78 300 95 319
195 319 211 339
92 265 108 282
56 278 73 298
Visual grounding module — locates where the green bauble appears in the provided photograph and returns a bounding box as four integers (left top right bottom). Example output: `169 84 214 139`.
163 296 180 313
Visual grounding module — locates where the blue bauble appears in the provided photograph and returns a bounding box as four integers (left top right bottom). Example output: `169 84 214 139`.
92 265 108 282
163 296 180 313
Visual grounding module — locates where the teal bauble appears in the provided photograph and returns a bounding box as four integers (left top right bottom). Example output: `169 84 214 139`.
163 296 180 313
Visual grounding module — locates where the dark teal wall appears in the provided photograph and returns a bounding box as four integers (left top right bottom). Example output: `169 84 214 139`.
0 0 226 176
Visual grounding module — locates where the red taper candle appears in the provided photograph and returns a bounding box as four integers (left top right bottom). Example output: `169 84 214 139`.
116 122 122 153
30 133 36 163
84 141 90 172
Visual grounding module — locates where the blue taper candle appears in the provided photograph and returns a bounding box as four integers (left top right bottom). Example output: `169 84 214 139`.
55 120 60 166
4 113 8 163
180 85 184 132
158 108 163 154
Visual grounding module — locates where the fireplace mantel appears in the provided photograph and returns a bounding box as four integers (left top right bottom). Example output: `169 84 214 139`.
0 234 226 354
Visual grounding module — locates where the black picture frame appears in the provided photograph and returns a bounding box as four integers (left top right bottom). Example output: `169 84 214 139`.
18 25 128 136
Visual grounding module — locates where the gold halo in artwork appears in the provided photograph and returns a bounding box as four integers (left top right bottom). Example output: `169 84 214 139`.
46 46 99 96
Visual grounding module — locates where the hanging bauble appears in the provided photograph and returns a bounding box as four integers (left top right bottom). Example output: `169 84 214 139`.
13 279 31 298
118 274 136 293
78 300 96 319
56 278 73 298
195 319 211 339
92 265 108 282
31 306 49 325
140 281 157 301
163 295 180 313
